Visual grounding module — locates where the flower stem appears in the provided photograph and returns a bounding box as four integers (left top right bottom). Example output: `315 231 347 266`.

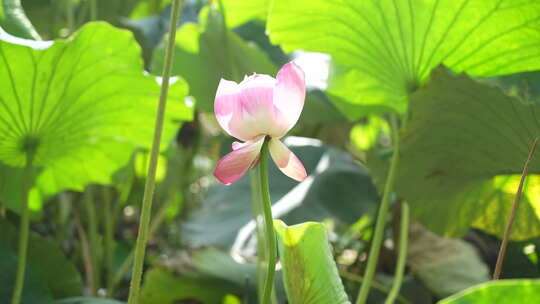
11 152 35 304
83 187 100 296
385 202 409 304
493 137 538 280
103 187 115 296
356 114 400 304
89 0 97 21
339 271 413 304
126 1 182 302
258 138 277 304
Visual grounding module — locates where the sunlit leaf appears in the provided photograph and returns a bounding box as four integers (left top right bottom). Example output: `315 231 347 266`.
268 0 540 119
221 0 268 28
438 280 540 304
151 5 276 112
129 0 170 18
393 67 540 239
274 220 350 304
0 22 193 212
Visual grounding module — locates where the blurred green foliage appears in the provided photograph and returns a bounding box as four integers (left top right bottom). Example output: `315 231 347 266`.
0 0 539 303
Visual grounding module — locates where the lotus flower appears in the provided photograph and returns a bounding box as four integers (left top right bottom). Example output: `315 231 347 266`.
214 62 308 185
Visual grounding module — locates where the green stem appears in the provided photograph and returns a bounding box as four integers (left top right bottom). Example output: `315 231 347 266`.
126 1 182 302
65 2 74 35
356 114 400 304
11 153 34 304
257 138 277 304
111 138 199 292
73 203 96 294
83 187 100 296
340 271 413 304
385 202 409 304
103 187 115 296
248 169 264 301
89 0 97 21
493 137 538 279
112 194 179 289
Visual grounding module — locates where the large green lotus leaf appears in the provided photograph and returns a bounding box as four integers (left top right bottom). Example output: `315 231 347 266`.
438 280 540 304
274 220 350 304
221 0 268 28
0 218 82 301
0 22 193 212
0 0 40 39
393 67 540 240
151 6 276 112
267 0 540 120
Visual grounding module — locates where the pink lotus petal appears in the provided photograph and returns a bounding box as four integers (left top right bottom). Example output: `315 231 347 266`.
214 79 247 140
215 76 281 141
268 138 307 182
231 141 246 150
214 138 265 185
272 62 306 136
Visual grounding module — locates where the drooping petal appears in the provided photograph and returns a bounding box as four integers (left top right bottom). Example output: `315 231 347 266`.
272 62 306 136
268 138 307 182
214 138 265 185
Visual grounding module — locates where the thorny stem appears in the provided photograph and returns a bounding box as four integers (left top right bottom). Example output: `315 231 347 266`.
10 152 35 304
493 137 539 280
385 202 409 304
356 114 400 304
126 1 183 302
258 138 277 304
